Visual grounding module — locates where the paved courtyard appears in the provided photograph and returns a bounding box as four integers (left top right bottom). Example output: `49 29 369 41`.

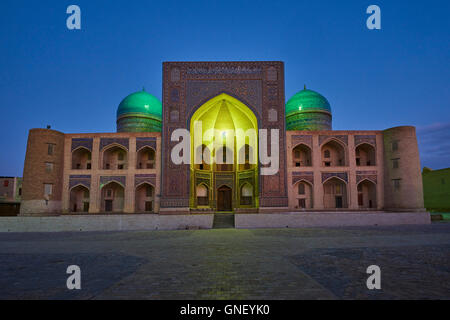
0 223 449 300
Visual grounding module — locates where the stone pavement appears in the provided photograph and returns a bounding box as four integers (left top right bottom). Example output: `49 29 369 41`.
0 223 449 299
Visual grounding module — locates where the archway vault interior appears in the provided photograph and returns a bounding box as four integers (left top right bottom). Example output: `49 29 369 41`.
190 93 258 162
189 93 259 210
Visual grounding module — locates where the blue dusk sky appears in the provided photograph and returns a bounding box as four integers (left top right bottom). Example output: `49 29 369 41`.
0 0 449 176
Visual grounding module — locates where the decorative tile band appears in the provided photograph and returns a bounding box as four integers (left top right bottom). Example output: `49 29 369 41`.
69 175 91 189
356 172 378 184
322 172 348 183
136 137 157 152
100 138 129 151
292 172 314 185
135 174 156 187
355 135 377 147
291 135 313 148
71 138 93 152
100 176 126 188
319 135 348 146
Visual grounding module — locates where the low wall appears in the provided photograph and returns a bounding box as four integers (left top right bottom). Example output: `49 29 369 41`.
235 211 431 229
0 214 214 232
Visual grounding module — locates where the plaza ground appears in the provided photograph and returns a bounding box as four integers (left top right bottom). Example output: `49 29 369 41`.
0 223 449 300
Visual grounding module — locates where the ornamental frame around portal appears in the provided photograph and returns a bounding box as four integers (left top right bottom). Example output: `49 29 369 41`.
160 62 289 208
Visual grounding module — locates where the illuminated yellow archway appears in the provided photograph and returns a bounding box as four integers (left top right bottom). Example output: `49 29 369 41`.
189 93 259 211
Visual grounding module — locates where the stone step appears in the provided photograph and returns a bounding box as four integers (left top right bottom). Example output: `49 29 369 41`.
213 214 235 229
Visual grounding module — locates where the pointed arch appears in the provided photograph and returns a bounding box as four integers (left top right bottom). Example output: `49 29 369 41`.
321 138 347 167
136 145 156 169
100 181 125 213
69 184 90 213
292 143 312 167
72 146 92 170
135 182 155 212
357 179 377 209
196 183 209 206
189 93 260 211
355 143 376 166
323 177 348 209
291 179 313 209
101 144 128 170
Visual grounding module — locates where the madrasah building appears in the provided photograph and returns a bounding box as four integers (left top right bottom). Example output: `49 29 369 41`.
20 61 426 219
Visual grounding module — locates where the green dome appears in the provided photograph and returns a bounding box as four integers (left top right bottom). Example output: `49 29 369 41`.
286 88 331 116
117 90 162 118
285 87 332 131
116 90 162 133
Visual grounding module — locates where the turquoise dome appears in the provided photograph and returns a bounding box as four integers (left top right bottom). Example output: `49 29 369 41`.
116 89 162 133
286 87 332 131
117 90 162 118
286 88 331 116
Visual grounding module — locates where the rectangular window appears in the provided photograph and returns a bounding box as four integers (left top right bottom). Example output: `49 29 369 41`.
44 184 53 196
324 161 331 167
86 163 91 170
3 180 9 187
295 162 301 167
392 159 399 169
18 188 22 196
47 144 54 155
393 179 401 191
45 162 54 173
356 158 361 166
392 141 398 151
298 183 305 195
118 164 124 170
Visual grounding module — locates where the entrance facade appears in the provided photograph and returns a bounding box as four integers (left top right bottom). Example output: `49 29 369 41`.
160 61 289 212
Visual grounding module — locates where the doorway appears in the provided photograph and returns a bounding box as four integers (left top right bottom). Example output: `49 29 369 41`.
217 186 232 211
335 196 343 208
105 200 113 212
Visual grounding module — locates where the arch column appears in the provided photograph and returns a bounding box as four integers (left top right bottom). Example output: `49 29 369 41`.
348 136 359 210
376 134 384 209
89 137 100 213
154 136 161 213
124 137 136 213
62 136 71 213
312 135 324 209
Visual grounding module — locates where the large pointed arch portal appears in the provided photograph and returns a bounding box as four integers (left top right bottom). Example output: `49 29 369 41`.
189 93 259 211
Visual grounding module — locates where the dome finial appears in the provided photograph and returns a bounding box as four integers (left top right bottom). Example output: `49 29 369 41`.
304 84 307 90
142 86 146 92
